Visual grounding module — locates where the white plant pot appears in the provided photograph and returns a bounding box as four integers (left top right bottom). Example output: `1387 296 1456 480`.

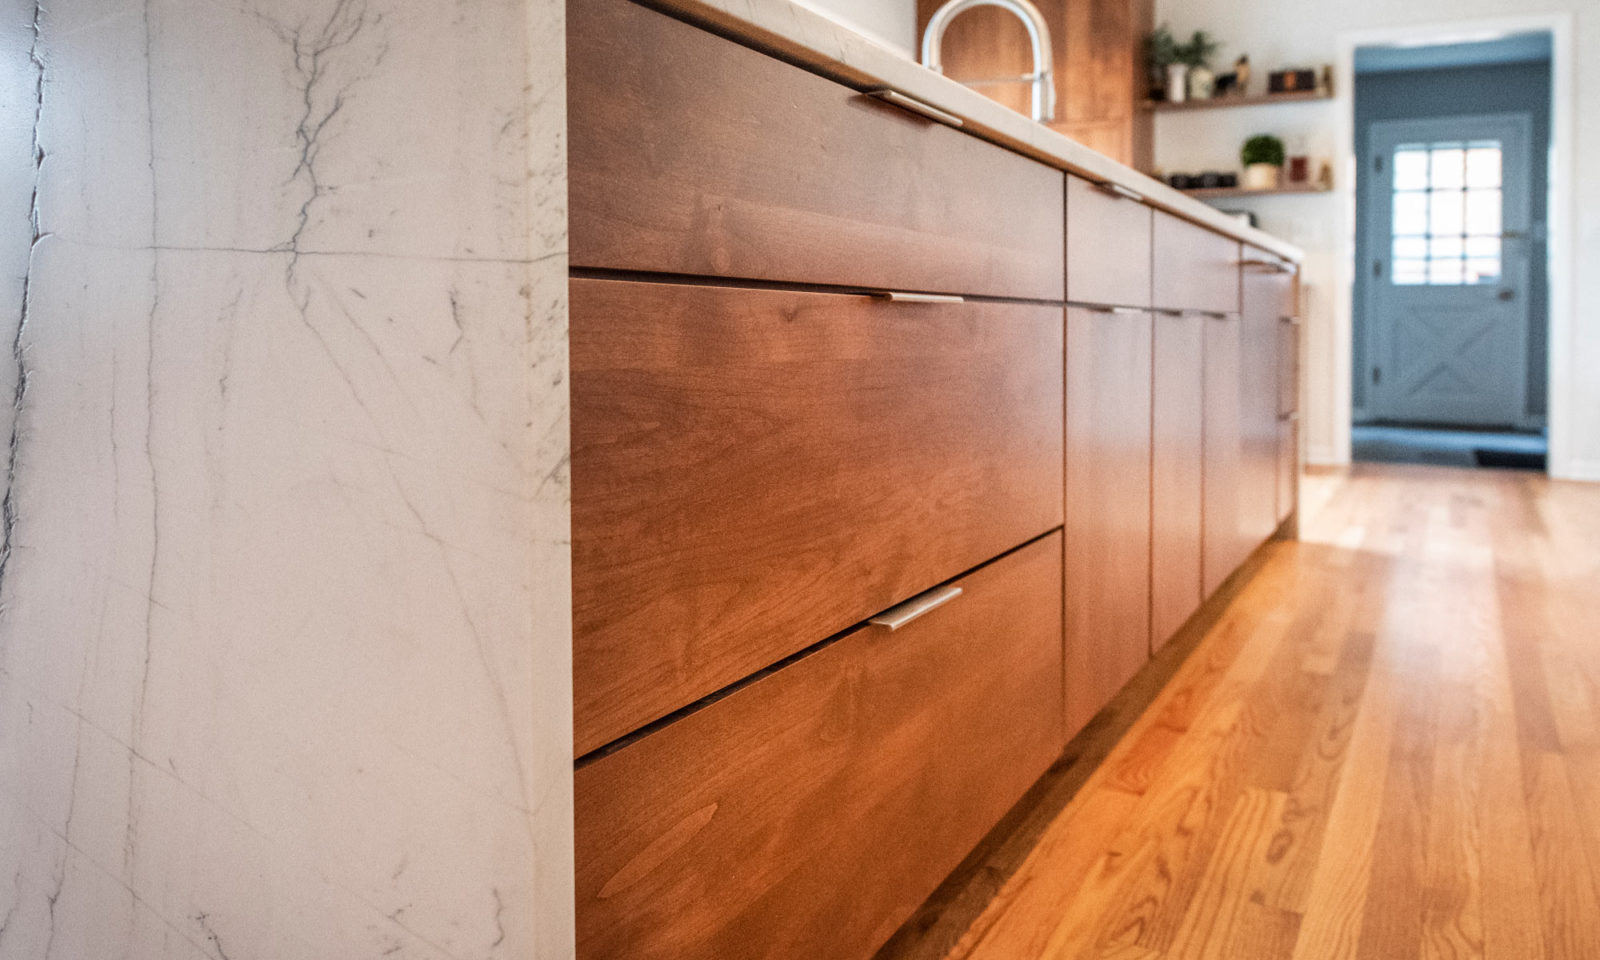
1165 64 1189 104
1243 163 1282 191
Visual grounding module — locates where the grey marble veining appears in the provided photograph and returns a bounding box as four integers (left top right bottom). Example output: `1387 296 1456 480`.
0 0 573 957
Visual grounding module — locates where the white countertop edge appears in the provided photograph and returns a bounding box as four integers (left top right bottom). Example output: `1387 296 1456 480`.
642 0 1305 265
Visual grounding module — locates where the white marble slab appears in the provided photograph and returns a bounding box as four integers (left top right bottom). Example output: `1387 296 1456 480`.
649 0 1304 263
0 0 573 957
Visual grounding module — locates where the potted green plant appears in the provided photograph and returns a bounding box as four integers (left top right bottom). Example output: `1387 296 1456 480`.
1176 31 1222 100
1241 134 1286 189
1146 25 1181 102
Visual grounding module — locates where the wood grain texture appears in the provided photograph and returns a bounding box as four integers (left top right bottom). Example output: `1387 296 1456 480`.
1201 315 1243 598
577 535 1065 960
1065 307 1154 738
874 465 1600 960
914 0 1155 170
1241 264 1288 548
1150 312 1205 649
571 0 1065 300
1154 213 1242 315
570 278 1064 754
1067 174 1153 308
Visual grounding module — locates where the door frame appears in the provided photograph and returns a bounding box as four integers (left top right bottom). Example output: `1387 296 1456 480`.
1324 13 1577 477
1361 111 1536 430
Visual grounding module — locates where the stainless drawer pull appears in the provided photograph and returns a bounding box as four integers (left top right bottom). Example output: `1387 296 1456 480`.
1154 308 1186 317
874 291 965 304
864 88 965 129
869 585 963 631
1199 310 1232 320
1084 304 1144 315
1240 258 1296 274
1280 411 1300 423
1281 315 1303 326
1096 181 1145 204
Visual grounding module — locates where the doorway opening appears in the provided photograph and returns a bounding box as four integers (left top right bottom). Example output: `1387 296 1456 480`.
1349 33 1552 471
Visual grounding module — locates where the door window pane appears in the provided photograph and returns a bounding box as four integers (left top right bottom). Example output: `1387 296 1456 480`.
1465 146 1502 187
1429 147 1466 189
1465 189 1502 236
1392 260 1428 285
1388 140 1504 286
1429 190 1464 235
1393 193 1428 235
1393 237 1427 259
1394 150 1430 190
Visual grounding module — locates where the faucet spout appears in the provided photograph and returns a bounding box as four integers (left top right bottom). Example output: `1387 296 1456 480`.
920 0 1056 124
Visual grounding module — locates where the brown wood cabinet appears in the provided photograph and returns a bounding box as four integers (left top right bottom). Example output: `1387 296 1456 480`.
915 0 1154 170
1202 314 1244 598
575 535 1065 960
1065 306 1153 736
571 0 1065 301
1150 311 1205 649
1154 211 1242 315
1240 267 1286 550
571 278 1064 755
1278 416 1298 526
1066 174 1152 307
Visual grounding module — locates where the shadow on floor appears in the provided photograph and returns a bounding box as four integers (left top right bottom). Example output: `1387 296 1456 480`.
1351 424 1547 471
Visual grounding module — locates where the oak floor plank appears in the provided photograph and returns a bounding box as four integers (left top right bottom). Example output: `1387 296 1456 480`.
874 466 1600 960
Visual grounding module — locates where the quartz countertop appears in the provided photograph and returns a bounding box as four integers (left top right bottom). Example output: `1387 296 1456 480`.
644 0 1304 264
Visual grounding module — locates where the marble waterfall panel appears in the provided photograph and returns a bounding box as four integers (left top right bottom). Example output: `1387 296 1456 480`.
0 0 573 957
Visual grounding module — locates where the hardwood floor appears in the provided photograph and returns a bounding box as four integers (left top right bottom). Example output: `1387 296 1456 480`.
878 464 1600 960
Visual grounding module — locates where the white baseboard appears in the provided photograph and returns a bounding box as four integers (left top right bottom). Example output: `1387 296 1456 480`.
1306 445 1347 467
1552 457 1600 483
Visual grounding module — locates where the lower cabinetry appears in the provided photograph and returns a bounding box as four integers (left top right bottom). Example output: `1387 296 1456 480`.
575 534 1065 960
1065 306 1153 736
1151 311 1206 649
570 278 1064 756
1202 313 1245 598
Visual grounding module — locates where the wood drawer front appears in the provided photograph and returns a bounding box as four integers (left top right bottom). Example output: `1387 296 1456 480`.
1064 306 1153 736
569 0 1064 301
1066 175 1153 308
1153 212 1242 314
1277 417 1298 526
1279 318 1300 417
571 278 1065 755
575 534 1065 960
1151 312 1205 649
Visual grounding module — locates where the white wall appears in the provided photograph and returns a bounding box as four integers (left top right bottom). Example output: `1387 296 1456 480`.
1155 0 1600 479
0 0 574 957
797 0 919 55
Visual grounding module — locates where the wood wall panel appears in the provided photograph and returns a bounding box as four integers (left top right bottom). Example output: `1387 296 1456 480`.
916 0 1154 170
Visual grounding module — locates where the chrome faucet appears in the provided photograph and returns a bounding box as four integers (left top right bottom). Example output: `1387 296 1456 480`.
920 0 1056 124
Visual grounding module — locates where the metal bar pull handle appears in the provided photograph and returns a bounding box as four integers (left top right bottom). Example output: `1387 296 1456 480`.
1096 181 1145 204
1240 258 1296 274
1084 304 1144 315
1280 411 1300 423
869 585 963 631
1281 315 1303 326
864 88 966 129
873 291 966 304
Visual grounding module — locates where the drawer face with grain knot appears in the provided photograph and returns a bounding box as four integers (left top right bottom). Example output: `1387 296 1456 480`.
570 278 1064 755
568 0 1064 302
575 533 1065 960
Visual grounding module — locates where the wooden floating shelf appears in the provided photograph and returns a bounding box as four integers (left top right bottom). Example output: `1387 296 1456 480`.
1143 89 1334 113
1180 182 1333 199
